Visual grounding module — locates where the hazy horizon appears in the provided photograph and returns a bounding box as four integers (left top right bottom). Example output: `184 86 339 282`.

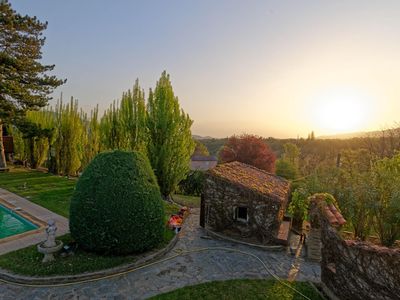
11 0 400 138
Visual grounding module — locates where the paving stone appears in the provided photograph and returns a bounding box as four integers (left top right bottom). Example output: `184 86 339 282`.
0 209 320 299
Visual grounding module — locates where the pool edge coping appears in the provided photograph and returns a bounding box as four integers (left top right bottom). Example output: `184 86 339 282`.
0 198 47 244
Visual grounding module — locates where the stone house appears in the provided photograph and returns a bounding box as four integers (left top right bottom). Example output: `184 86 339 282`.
201 161 291 244
190 155 218 171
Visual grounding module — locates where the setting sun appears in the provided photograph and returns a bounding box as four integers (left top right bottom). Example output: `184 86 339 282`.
313 89 372 134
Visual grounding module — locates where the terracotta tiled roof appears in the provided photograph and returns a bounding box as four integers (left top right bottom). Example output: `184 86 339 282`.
324 203 346 226
310 194 347 226
208 161 290 200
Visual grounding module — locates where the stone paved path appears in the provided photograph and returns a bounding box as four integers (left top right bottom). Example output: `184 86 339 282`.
0 209 320 300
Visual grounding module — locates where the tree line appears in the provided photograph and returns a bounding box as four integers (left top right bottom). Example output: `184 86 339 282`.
1 2 194 199
200 132 400 247
9 72 195 199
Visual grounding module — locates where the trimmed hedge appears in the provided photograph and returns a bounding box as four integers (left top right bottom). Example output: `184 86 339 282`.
69 150 165 255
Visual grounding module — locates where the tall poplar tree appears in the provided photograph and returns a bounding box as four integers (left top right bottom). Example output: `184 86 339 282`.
119 79 147 152
0 1 64 170
147 71 195 200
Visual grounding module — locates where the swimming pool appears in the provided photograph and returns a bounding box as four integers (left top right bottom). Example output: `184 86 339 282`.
0 204 38 239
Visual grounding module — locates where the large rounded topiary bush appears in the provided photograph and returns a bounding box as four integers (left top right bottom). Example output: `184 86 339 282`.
69 150 165 255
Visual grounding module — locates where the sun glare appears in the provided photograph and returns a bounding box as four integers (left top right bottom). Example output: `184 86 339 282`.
313 90 371 134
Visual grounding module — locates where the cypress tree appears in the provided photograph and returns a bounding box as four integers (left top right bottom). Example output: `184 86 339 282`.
146 71 195 199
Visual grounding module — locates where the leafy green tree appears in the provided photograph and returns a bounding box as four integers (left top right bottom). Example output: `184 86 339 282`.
282 143 300 169
147 71 195 200
178 170 205 196
99 80 147 153
119 79 147 152
100 101 124 150
193 140 210 156
276 159 298 180
370 153 400 246
0 1 64 169
336 149 374 240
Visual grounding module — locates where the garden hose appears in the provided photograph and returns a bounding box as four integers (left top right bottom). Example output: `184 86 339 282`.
0 246 312 300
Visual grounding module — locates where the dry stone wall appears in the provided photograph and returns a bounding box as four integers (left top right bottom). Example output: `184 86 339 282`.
310 198 400 300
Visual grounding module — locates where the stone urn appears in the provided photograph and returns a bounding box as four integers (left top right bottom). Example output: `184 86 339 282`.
37 220 63 263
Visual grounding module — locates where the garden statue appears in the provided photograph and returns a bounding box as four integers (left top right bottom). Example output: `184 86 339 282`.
44 219 57 247
37 220 63 263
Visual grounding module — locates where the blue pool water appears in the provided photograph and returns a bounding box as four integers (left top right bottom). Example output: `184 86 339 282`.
0 204 38 239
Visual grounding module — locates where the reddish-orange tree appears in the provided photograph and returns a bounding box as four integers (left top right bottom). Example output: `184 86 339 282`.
219 134 276 172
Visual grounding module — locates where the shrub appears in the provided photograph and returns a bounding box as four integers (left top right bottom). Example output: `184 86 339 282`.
69 150 165 255
371 154 400 246
178 170 205 196
275 159 298 180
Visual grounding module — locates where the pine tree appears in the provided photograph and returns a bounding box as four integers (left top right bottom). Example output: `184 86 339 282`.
0 1 64 169
146 71 195 199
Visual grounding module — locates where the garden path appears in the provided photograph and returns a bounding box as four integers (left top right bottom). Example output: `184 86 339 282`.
0 209 320 300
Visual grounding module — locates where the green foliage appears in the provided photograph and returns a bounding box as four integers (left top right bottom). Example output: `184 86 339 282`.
335 149 374 240
81 105 101 169
147 71 195 198
53 98 86 176
275 159 298 180
288 187 311 221
178 170 205 196
370 153 400 246
282 143 300 168
288 191 339 222
100 80 147 152
193 140 210 156
69 150 165 254
0 0 64 169
0 1 65 120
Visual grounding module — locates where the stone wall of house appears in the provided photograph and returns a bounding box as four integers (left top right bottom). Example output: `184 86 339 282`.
310 200 400 300
203 175 285 244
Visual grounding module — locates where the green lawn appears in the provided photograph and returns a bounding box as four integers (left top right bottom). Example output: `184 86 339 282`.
0 166 180 276
0 229 175 276
0 167 75 217
151 279 324 300
173 194 200 208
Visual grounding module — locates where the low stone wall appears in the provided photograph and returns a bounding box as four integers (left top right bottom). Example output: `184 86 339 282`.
310 197 400 300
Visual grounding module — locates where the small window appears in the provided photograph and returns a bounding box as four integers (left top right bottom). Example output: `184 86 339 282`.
234 206 248 222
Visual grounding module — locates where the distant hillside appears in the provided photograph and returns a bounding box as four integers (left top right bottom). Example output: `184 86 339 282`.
318 131 370 139
318 128 399 139
197 138 227 156
192 135 215 140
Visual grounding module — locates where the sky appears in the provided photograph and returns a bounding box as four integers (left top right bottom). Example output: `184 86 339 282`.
10 0 400 138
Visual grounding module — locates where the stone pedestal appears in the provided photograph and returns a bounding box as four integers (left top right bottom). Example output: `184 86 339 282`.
37 240 63 263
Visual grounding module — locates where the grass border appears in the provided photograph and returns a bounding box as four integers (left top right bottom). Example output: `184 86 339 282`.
0 229 179 285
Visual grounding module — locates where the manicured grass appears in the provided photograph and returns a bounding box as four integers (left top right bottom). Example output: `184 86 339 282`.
0 229 176 276
151 279 323 300
0 166 181 276
0 167 75 217
173 194 200 208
